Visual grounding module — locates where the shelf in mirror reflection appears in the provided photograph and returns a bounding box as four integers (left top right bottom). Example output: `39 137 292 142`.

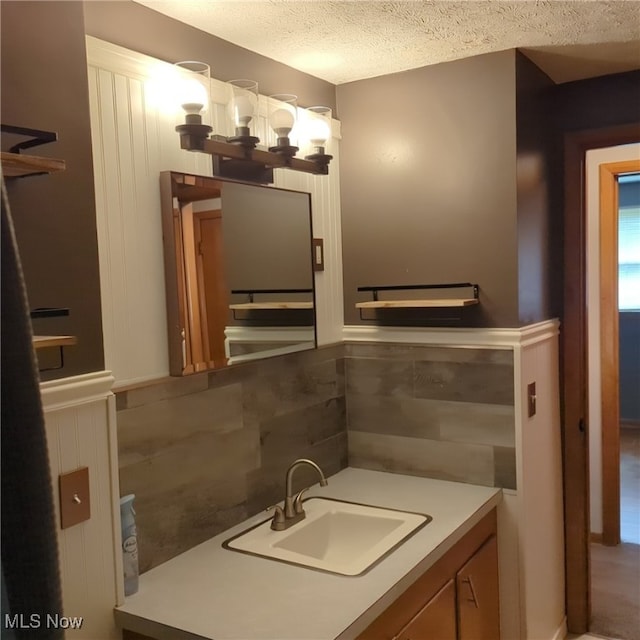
229 302 314 310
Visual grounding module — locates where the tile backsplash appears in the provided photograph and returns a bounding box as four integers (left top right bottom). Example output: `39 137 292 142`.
115 341 516 572
115 345 346 572
344 343 516 490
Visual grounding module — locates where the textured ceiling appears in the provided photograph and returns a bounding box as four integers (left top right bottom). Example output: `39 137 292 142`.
133 0 640 84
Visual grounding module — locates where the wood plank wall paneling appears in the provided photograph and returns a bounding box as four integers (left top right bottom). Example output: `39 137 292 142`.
41 372 121 639
86 36 343 388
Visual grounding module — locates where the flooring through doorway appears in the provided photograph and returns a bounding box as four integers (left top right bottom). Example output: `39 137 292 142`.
590 426 640 640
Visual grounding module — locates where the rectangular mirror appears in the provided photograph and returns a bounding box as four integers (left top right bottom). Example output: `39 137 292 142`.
160 171 316 375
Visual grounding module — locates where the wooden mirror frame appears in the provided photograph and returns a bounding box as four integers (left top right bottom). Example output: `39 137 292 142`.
159 171 316 376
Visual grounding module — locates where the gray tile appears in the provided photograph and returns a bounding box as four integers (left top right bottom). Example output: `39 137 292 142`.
246 432 347 516
436 401 515 447
344 343 415 360
133 482 250 572
345 357 414 397
243 359 341 424
348 431 495 486
120 426 260 571
115 391 128 411
306 397 347 445
258 420 346 482
347 393 440 440
117 384 245 466
123 373 209 408
414 360 514 405
119 426 260 504
410 345 513 365
494 445 517 490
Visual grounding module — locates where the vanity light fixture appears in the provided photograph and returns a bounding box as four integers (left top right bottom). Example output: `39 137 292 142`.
268 94 298 157
174 61 212 151
305 106 333 166
227 79 259 148
173 61 332 184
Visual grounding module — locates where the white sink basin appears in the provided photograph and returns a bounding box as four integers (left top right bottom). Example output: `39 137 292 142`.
223 497 431 576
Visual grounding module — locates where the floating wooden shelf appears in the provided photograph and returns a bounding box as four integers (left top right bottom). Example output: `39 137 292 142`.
229 302 314 310
1 151 66 177
356 298 479 309
33 335 77 350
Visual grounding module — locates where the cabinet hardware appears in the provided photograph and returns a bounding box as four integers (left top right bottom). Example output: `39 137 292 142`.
461 575 480 608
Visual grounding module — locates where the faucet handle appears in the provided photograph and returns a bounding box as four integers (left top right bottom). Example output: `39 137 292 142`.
293 488 309 514
267 504 286 531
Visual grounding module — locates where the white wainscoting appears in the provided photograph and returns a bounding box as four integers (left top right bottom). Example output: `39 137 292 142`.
514 321 565 640
41 371 122 639
86 36 344 388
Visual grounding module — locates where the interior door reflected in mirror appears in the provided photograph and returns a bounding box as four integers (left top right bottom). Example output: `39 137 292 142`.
160 171 316 375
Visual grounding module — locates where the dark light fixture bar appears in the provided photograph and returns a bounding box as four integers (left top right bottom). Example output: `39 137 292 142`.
176 127 331 184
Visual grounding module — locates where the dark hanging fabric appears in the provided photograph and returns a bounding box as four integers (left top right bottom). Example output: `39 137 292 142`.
1 178 64 639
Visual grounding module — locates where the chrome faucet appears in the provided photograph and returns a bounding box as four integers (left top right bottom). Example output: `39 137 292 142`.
269 458 328 531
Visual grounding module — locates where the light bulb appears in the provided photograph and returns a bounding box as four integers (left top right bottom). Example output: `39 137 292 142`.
233 94 254 127
179 77 208 115
308 118 330 147
269 108 295 136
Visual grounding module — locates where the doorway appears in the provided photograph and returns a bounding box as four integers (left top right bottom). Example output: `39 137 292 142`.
562 124 640 634
586 155 640 639
595 161 640 546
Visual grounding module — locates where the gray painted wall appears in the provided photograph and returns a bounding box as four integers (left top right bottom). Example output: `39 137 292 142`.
337 50 520 328
619 177 640 422
515 52 555 325
1 1 104 379
620 312 640 422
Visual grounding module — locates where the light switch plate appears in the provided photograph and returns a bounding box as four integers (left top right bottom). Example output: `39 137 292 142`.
59 467 90 529
312 238 324 271
527 382 537 418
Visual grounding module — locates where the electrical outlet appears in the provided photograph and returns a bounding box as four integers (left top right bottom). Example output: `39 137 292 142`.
527 382 537 418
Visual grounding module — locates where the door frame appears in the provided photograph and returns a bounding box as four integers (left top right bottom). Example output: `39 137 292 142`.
599 159 640 546
562 123 640 633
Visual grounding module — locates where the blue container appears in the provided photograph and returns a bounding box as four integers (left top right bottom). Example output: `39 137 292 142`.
120 494 139 596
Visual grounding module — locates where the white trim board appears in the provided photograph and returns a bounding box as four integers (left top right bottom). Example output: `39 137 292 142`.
343 319 559 349
40 370 115 412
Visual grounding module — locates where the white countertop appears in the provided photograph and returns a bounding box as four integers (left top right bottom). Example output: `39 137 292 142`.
115 468 502 640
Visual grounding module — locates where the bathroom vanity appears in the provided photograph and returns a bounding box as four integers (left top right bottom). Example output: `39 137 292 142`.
115 468 502 640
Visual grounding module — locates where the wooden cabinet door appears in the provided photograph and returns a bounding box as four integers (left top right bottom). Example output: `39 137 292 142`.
395 579 457 640
456 535 500 640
